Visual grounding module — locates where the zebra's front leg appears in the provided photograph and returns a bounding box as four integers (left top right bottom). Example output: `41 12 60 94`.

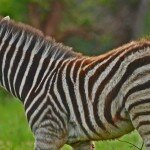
34 128 67 150
71 141 95 150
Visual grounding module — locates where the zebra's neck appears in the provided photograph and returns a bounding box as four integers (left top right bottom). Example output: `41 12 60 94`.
0 19 81 102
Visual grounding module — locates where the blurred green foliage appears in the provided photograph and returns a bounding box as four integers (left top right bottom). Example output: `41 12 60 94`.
0 99 145 149
0 0 149 56
0 0 27 21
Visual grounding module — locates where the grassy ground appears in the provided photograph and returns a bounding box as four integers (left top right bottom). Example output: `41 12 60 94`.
0 96 145 150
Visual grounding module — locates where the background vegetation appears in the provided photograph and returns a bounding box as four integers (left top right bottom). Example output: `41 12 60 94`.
0 0 150 149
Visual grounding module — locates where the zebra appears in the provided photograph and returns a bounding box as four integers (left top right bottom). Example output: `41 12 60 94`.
0 16 150 150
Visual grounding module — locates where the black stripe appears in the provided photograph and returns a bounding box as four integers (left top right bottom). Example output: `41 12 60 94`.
9 33 26 98
117 80 150 119
93 54 124 128
31 94 66 129
15 37 36 99
26 87 48 123
79 61 104 137
0 25 7 46
143 131 150 135
25 73 52 118
0 25 7 42
32 51 49 91
21 54 41 99
26 59 69 121
47 96 66 128
65 60 92 138
92 46 146 127
29 94 48 126
28 69 53 125
128 98 150 112
136 120 150 129
31 59 57 97
86 41 139 95
72 60 82 83
133 111 150 120
0 29 12 86
43 109 62 129
105 56 150 125
50 73 67 115
21 40 46 99
30 91 66 129
89 51 123 99
146 143 150 147
3 32 21 94
24 59 61 109
36 41 45 56
49 71 61 109
57 61 71 119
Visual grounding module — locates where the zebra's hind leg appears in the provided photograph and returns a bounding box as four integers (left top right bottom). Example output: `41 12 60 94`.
34 128 67 150
126 101 150 150
71 141 95 150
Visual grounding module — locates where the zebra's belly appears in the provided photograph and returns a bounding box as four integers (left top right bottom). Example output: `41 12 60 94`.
66 119 134 144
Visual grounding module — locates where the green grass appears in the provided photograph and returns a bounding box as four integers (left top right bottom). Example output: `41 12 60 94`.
0 97 145 150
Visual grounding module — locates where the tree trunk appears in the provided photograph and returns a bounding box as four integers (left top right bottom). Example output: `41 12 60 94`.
44 1 63 37
133 0 150 38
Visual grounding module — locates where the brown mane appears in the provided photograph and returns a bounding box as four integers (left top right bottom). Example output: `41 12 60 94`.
0 16 82 59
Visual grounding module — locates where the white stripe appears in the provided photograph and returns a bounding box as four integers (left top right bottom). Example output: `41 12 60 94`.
48 94 64 127
7 31 25 95
29 107 50 133
25 58 65 114
84 56 112 101
0 26 5 36
61 60 78 124
125 89 150 111
0 27 7 52
91 51 126 102
70 58 78 83
26 71 57 119
70 58 101 136
116 64 150 111
72 59 92 135
19 50 35 96
24 52 65 106
19 39 46 96
98 48 150 128
22 57 45 99
33 50 58 93
53 72 68 113
29 96 47 126
26 73 50 116
33 50 66 93
1 31 19 88
111 50 150 117
13 35 33 96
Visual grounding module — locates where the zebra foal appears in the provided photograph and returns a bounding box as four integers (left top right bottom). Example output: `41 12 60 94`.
0 16 150 150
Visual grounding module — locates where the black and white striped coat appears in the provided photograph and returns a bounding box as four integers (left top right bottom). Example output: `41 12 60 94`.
0 17 150 150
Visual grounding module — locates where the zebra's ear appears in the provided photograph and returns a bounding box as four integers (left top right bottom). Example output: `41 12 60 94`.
2 16 10 21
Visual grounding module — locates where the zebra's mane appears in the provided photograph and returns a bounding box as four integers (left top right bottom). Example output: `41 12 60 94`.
0 17 82 60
